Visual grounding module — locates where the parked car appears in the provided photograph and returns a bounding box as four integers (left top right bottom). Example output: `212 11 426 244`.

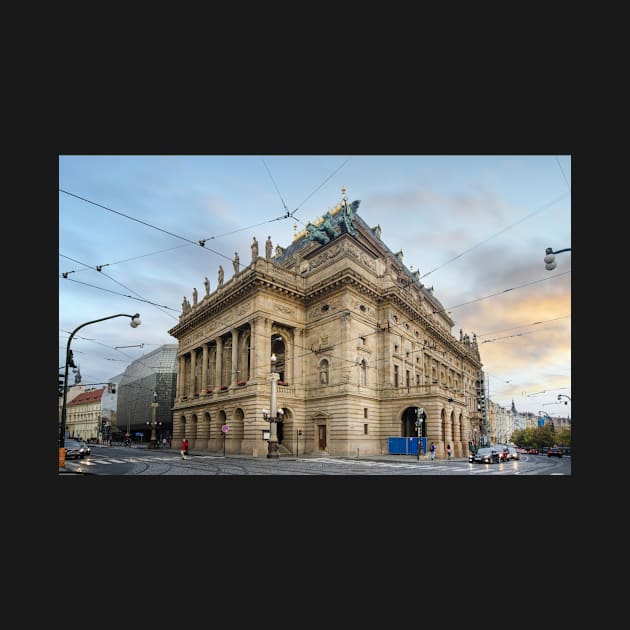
526 447 539 454
547 447 563 457
64 439 84 459
506 445 520 461
472 447 500 464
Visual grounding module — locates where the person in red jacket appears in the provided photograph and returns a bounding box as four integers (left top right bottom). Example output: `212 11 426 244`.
181 438 189 460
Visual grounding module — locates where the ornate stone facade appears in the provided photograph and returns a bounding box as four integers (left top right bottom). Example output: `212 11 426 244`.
168 195 485 458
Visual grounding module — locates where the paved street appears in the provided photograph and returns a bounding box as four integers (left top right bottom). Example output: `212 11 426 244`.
60 444 571 475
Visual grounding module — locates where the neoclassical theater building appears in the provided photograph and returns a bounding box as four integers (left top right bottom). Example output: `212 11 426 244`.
168 188 485 458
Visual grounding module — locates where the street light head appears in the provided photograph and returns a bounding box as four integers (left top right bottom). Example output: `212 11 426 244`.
545 261 557 271
271 353 277 364
277 408 284 417
130 314 141 328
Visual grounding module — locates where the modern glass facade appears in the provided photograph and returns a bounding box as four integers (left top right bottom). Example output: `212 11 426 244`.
114 344 177 443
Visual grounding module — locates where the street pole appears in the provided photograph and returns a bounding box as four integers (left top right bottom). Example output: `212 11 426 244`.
268 372 280 458
149 391 159 448
59 313 140 467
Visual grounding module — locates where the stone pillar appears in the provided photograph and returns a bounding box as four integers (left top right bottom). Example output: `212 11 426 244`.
249 317 259 382
177 354 185 400
294 327 305 386
231 329 239 387
257 319 272 379
215 336 223 390
190 348 197 396
201 343 208 391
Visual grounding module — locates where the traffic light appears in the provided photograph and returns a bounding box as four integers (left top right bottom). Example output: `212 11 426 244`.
67 349 77 369
58 373 65 397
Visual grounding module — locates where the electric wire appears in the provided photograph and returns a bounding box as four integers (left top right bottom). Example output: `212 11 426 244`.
419 190 570 281
432 270 571 314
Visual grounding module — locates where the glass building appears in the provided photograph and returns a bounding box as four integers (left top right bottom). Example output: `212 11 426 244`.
114 344 177 443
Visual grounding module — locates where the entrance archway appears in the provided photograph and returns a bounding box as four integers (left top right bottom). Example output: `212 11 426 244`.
401 406 425 437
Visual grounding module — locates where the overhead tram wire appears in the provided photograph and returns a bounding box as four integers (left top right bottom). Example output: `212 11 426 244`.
418 190 571 281
476 314 571 338
59 255 179 321
59 244 191 276
431 270 571 315
60 188 238 264
61 277 180 315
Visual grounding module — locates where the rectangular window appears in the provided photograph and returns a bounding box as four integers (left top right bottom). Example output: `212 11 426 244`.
394 365 399 387
406 370 410 387
364 423 368 434
364 408 368 418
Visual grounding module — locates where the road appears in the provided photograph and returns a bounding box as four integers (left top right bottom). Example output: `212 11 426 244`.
60 445 571 475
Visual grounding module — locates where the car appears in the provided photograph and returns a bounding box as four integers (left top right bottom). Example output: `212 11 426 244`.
492 445 510 462
472 447 500 464
547 447 563 457
78 440 91 457
526 447 539 454
64 439 84 459
506 445 520 461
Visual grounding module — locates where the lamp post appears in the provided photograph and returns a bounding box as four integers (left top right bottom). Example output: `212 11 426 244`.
146 390 161 449
263 353 283 459
544 247 571 270
59 313 141 467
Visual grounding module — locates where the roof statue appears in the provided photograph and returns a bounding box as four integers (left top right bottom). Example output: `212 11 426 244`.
305 198 361 245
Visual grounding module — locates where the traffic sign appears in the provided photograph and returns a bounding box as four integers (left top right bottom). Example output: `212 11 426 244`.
221 424 229 433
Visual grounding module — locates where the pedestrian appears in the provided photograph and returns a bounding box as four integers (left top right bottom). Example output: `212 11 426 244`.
430 442 436 460
162 437 167 449
181 438 189 460
447 444 452 460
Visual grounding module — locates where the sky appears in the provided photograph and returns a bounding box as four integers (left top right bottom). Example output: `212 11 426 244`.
58 155 571 418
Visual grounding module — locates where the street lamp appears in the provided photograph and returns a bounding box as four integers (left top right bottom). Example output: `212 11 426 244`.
146 390 162 449
263 353 283 459
557 394 571 405
59 313 141 467
544 247 571 270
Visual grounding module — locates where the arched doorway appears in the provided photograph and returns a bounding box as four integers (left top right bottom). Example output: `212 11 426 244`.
402 406 421 437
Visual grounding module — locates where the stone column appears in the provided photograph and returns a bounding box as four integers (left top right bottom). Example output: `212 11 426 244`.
257 318 272 379
190 348 197 396
215 336 223 390
249 317 259 382
294 327 305 386
201 343 208 391
231 329 239 387
177 354 185 400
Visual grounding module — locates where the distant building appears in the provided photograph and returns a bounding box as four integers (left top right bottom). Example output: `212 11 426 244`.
114 345 178 443
66 387 106 441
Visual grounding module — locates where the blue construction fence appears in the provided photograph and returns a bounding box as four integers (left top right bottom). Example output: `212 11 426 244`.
388 436 427 455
